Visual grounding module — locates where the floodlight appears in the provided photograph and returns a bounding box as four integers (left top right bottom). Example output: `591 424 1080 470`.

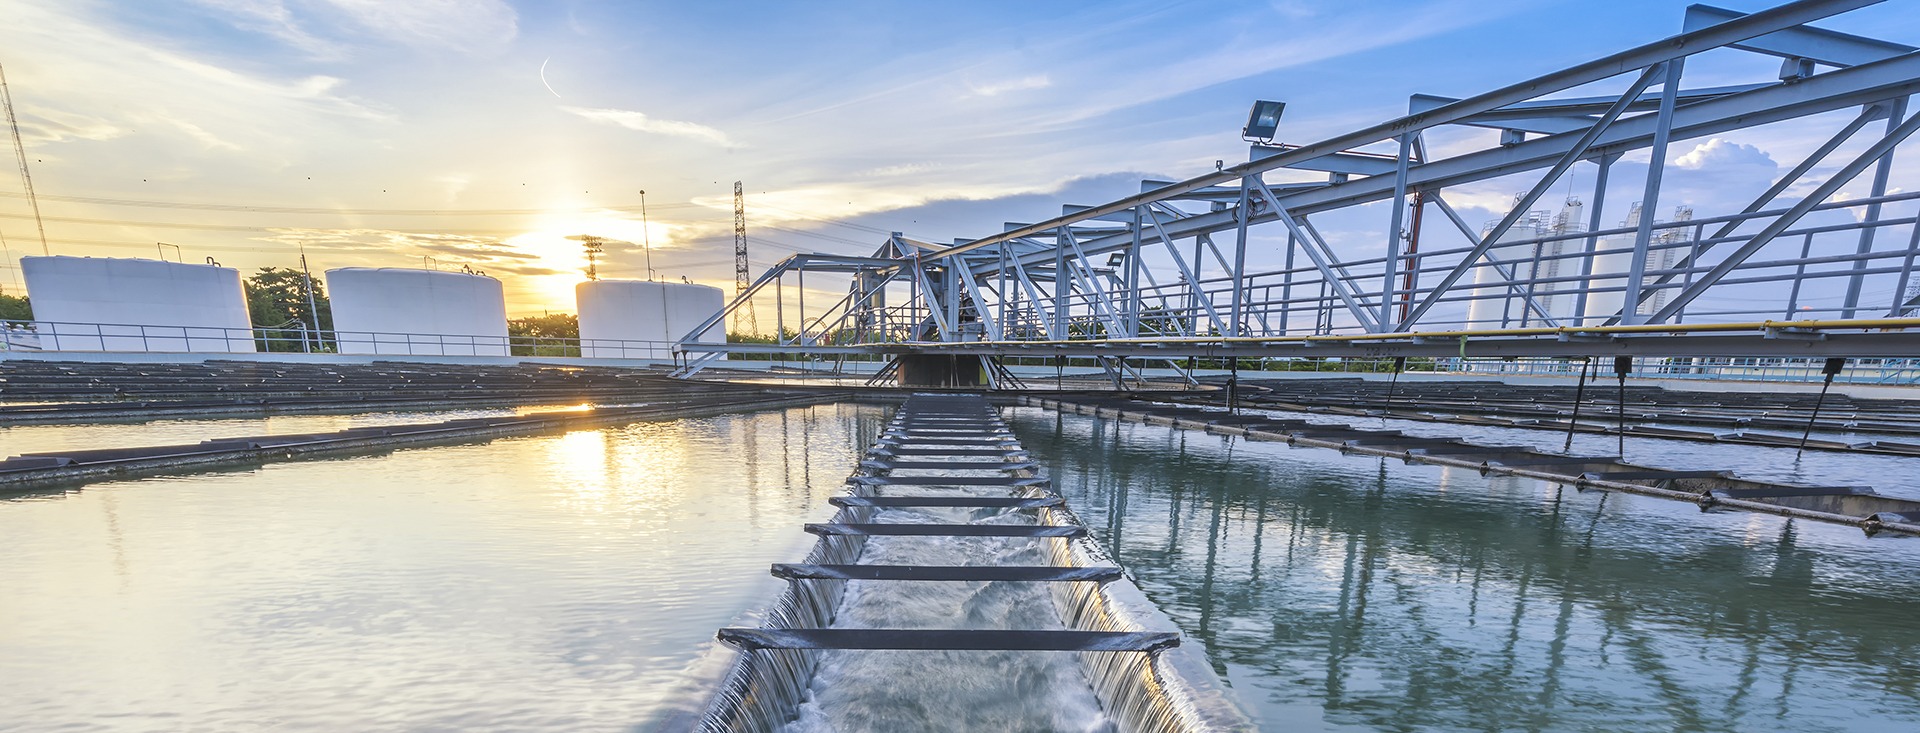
1243 100 1285 142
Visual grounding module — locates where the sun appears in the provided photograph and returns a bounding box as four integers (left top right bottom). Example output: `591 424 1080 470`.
498 212 671 315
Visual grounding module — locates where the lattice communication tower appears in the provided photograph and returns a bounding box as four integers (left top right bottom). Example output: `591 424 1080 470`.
734 181 757 333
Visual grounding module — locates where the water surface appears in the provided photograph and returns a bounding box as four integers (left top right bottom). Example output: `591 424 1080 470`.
0 405 595 457
1 404 886 732
1010 406 1920 732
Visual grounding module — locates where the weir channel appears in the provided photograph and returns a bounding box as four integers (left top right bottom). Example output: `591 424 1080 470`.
697 393 1248 731
1027 395 1920 537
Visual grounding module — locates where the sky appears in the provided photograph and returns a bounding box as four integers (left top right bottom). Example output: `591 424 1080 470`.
1 0 1918 323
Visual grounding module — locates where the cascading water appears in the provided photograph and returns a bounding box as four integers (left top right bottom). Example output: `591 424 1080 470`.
785 509 1112 731
693 395 1248 732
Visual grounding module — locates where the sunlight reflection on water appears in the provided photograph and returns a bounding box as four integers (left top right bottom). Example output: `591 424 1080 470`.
0 404 887 732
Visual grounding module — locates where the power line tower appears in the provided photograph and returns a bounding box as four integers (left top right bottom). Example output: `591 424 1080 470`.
734 181 757 333
0 60 49 256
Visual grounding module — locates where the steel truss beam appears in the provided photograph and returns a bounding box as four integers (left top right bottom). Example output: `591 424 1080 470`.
678 1 1920 374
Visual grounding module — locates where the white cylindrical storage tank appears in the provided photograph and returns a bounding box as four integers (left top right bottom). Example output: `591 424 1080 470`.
326 268 509 356
1581 203 1645 325
1465 224 1536 331
20 255 255 353
576 280 725 359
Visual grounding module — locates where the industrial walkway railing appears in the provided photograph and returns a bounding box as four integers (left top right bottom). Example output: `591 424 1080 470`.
0 318 683 358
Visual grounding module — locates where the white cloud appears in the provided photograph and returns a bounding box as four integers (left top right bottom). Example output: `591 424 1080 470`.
966 75 1051 97
1674 137 1777 173
161 115 245 152
860 162 940 178
561 106 738 147
1022 0 1503 130
0 2 388 162
188 0 340 56
434 174 472 203
190 0 517 55
14 108 127 146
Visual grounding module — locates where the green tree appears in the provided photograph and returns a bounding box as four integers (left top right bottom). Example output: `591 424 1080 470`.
244 267 332 352
508 313 578 356
0 293 28 321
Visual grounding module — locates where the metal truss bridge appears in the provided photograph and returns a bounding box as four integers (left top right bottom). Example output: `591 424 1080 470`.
675 1 1920 381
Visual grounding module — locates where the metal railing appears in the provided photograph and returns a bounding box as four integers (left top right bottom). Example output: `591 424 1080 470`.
1190 355 1920 385
0 319 689 360
8 319 1915 384
1431 356 1920 385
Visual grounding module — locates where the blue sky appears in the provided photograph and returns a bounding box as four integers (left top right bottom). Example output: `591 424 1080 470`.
1 0 1918 318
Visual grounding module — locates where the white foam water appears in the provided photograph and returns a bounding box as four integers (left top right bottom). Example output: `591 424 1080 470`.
696 398 1243 732
781 507 1115 732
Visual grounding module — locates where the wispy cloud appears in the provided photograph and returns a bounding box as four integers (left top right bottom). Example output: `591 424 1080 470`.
187 0 340 56
323 0 518 53
966 75 1050 98
190 0 519 56
258 228 559 275
561 106 738 147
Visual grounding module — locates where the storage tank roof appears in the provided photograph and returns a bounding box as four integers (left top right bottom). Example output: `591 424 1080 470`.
325 267 500 281
25 254 237 270
580 278 723 292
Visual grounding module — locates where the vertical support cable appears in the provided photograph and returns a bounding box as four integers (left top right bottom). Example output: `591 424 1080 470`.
1227 359 1239 415
1564 357 1591 453
1380 356 1406 426
1613 355 1632 459
1798 357 1847 457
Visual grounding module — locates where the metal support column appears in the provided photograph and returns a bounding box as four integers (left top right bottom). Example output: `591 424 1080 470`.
1842 96 1908 318
1621 59 1684 325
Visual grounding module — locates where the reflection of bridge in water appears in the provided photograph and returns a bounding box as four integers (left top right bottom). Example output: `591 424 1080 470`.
1016 406 1920 729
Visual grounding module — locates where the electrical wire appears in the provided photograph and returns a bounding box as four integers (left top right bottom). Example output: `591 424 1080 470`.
12 236 390 253
0 190 702 215
754 203 894 234
0 212 522 236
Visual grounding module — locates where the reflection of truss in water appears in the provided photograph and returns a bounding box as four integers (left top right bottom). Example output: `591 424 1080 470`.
1025 406 1916 728
675 2 1920 380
